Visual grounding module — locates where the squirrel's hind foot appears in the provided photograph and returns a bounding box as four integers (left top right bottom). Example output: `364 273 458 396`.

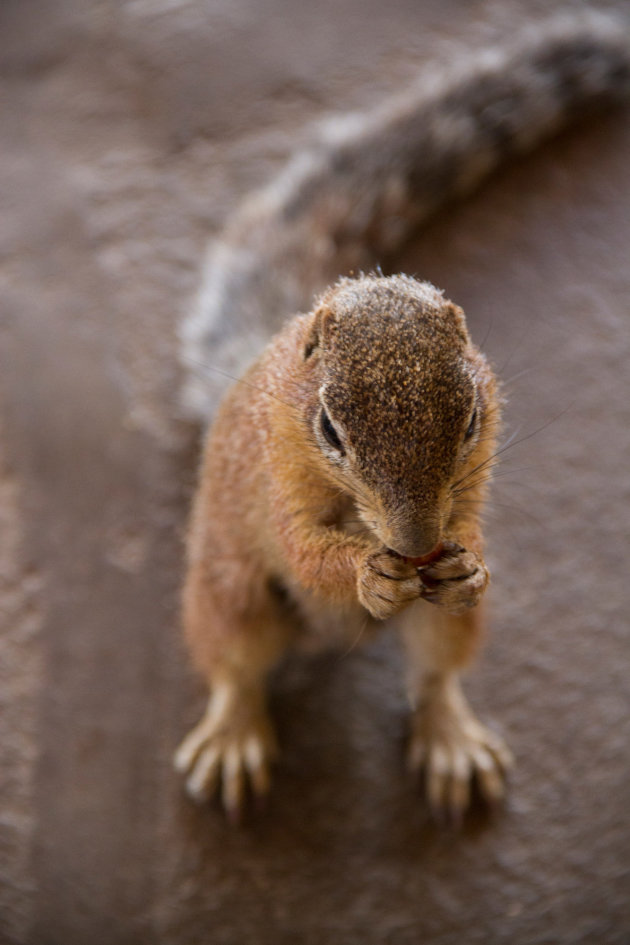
174 685 278 821
407 676 513 823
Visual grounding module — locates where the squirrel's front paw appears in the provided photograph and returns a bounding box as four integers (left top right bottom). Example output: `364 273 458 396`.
357 549 422 620
419 543 489 615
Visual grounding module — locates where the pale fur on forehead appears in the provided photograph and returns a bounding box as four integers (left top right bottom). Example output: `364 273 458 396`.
311 273 470 350
317 272 447 313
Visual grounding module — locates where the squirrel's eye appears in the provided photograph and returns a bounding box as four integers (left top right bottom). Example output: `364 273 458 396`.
320 409 345 454
464 408 477 441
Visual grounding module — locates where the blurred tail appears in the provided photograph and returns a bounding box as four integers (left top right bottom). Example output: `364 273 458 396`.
181 10 630 420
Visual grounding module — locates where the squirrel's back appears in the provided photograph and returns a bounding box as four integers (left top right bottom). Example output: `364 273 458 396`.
181 9 630 421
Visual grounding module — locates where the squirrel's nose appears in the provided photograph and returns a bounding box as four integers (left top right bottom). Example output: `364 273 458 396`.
389 538 442 559
383 522 442 560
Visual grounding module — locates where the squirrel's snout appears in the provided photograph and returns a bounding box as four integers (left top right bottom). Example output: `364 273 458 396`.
388 538 442 560
382 522 442 560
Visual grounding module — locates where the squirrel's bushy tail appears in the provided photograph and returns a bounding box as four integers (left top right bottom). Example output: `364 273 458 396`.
181 10 630 420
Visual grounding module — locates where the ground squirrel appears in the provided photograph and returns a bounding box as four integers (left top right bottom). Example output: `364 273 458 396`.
174 12 630 820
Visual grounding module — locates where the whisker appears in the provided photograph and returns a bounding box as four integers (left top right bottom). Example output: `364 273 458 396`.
495 324 532 378
501 366 537 389
325 468 374 508
452 458 502 493
182 354 296 410
478 313 495 351
338 615 370 660
452 408 567 493
496 405 573 454
340 526 377 539
453 478 493 497
452 463 533 497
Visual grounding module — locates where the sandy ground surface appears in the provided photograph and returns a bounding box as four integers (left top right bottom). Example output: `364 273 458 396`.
1 1 629 943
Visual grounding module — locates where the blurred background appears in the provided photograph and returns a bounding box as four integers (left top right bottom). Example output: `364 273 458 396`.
1 1 629 943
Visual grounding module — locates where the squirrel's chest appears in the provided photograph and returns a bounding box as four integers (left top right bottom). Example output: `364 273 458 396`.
289 582 377 654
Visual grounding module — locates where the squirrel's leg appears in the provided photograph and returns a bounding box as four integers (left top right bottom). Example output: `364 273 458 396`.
399 601 513 820
174 564 293 820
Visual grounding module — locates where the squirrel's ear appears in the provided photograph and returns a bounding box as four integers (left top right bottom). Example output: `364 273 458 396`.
303 304 337 360
446 302 470 345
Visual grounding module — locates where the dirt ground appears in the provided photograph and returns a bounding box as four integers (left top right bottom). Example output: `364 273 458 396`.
1 1 630 943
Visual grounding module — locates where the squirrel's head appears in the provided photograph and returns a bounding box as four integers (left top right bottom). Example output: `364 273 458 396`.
300 274 498 558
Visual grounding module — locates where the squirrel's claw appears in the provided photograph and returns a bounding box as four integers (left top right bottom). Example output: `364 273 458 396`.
357 549 423 620
407 679 513 821
418 547 489 615
174 694 277 820
415 724 512 822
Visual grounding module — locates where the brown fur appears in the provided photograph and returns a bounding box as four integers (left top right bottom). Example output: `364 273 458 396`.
175 274 510 819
